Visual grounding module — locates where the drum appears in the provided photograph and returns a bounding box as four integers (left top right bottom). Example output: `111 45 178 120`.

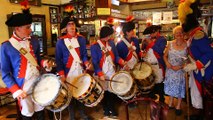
72 74 104 107
32 74 71 112
110 71 137 100
132 62 155 94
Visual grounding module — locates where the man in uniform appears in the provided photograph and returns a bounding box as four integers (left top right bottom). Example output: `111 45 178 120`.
179 0 213 119
116 16 142 70
55 5 91 120
1 1 45 120
142 25 167 103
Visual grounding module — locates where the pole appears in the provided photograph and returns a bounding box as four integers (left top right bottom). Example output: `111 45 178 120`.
185 72 190 120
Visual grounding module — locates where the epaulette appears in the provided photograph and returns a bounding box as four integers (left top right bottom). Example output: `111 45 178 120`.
59 35 66 39
91 41 98 46
77 34 85 39
194 30 204 40
117 39 123 44
1 40 9 45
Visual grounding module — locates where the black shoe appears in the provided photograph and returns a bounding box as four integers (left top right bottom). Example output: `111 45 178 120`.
169 106 175 110
189 115 203 120
83 117 92 120
104 111 110 116
175 109 182 116
128 102 137 109
149 94 157 100
109 115 118 119
22 115 32 120
111 111 118 117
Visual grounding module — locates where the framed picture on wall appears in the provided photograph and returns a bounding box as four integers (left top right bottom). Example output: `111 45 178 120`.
9 0 41 6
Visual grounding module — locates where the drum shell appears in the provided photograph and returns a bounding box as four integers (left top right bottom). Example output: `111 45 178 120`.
45 82 71 112
117 83 137 100
110 71 137 100
32 74 71 112
72 74 104 107
135 73 155 94
132 62 155 94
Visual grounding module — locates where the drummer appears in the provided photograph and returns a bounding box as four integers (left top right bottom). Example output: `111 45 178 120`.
90 26 126 119
116 16 142 70
55 5 91 120
142 25 167 103
1 1 47 119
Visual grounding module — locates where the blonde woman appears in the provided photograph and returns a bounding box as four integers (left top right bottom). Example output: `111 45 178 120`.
163 26 187 116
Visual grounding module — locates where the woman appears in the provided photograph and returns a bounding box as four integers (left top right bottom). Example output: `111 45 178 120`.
163 26 187 116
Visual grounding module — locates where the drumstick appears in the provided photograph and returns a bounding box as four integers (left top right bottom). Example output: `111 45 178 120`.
139 59 144 70
105 79 123 83
94 77 123 83
27 92 33 96
65 81 78 89
27 88 48 96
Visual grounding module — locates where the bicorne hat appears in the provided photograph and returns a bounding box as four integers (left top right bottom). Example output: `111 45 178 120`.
60 5 80 30
143 25 161 35
122 16 135 34
5 0 32 27
100 26 114 39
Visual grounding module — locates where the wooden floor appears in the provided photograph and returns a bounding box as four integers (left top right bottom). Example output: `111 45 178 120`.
0 95 196 120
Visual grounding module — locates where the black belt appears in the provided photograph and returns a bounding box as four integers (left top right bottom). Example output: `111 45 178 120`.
150 63 158 65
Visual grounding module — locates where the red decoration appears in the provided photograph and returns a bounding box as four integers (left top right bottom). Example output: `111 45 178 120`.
126 15 134 22
180 0 185 3
107 17 114 25
65 5 74 13
20 0 29 10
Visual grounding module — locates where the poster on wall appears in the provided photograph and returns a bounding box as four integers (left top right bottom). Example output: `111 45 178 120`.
9 0 41 6
152 12 161 25
163 11 173 24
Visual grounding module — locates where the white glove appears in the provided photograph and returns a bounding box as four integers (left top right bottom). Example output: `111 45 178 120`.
184 62 197 72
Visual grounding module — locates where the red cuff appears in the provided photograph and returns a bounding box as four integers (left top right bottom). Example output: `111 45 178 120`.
84 61 89 66
58 70 65 76
40 60 45 67
196 60 204 70
97 71 104 77
8 84 20 94
138 51 141 58
118 59 125 67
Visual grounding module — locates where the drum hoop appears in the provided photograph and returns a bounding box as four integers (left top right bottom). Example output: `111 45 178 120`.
77 79 95 99
110 71 133 95
132 62 152 80
118 83 137 100
78 82 102 101
49 84 72 112
85 90 104 107
73 73 94 99
32 73 61 106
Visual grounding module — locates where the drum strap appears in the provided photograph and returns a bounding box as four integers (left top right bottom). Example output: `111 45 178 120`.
122 38 138 60
64 38 82 63
54 111 62 120
97 40 114 66
9 37 38 67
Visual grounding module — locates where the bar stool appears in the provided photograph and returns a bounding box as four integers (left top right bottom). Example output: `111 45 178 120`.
124 97 168 120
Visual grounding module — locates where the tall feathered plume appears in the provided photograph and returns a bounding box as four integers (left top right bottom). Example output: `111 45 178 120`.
178 0 202 32
20 0 30 14
64 5 74 16
107 17 114 25
126 15 134 22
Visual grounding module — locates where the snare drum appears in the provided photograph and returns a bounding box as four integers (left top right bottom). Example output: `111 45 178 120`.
110 71 137 100
32 74 71 112
132 62 155 94
72 74 104 107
